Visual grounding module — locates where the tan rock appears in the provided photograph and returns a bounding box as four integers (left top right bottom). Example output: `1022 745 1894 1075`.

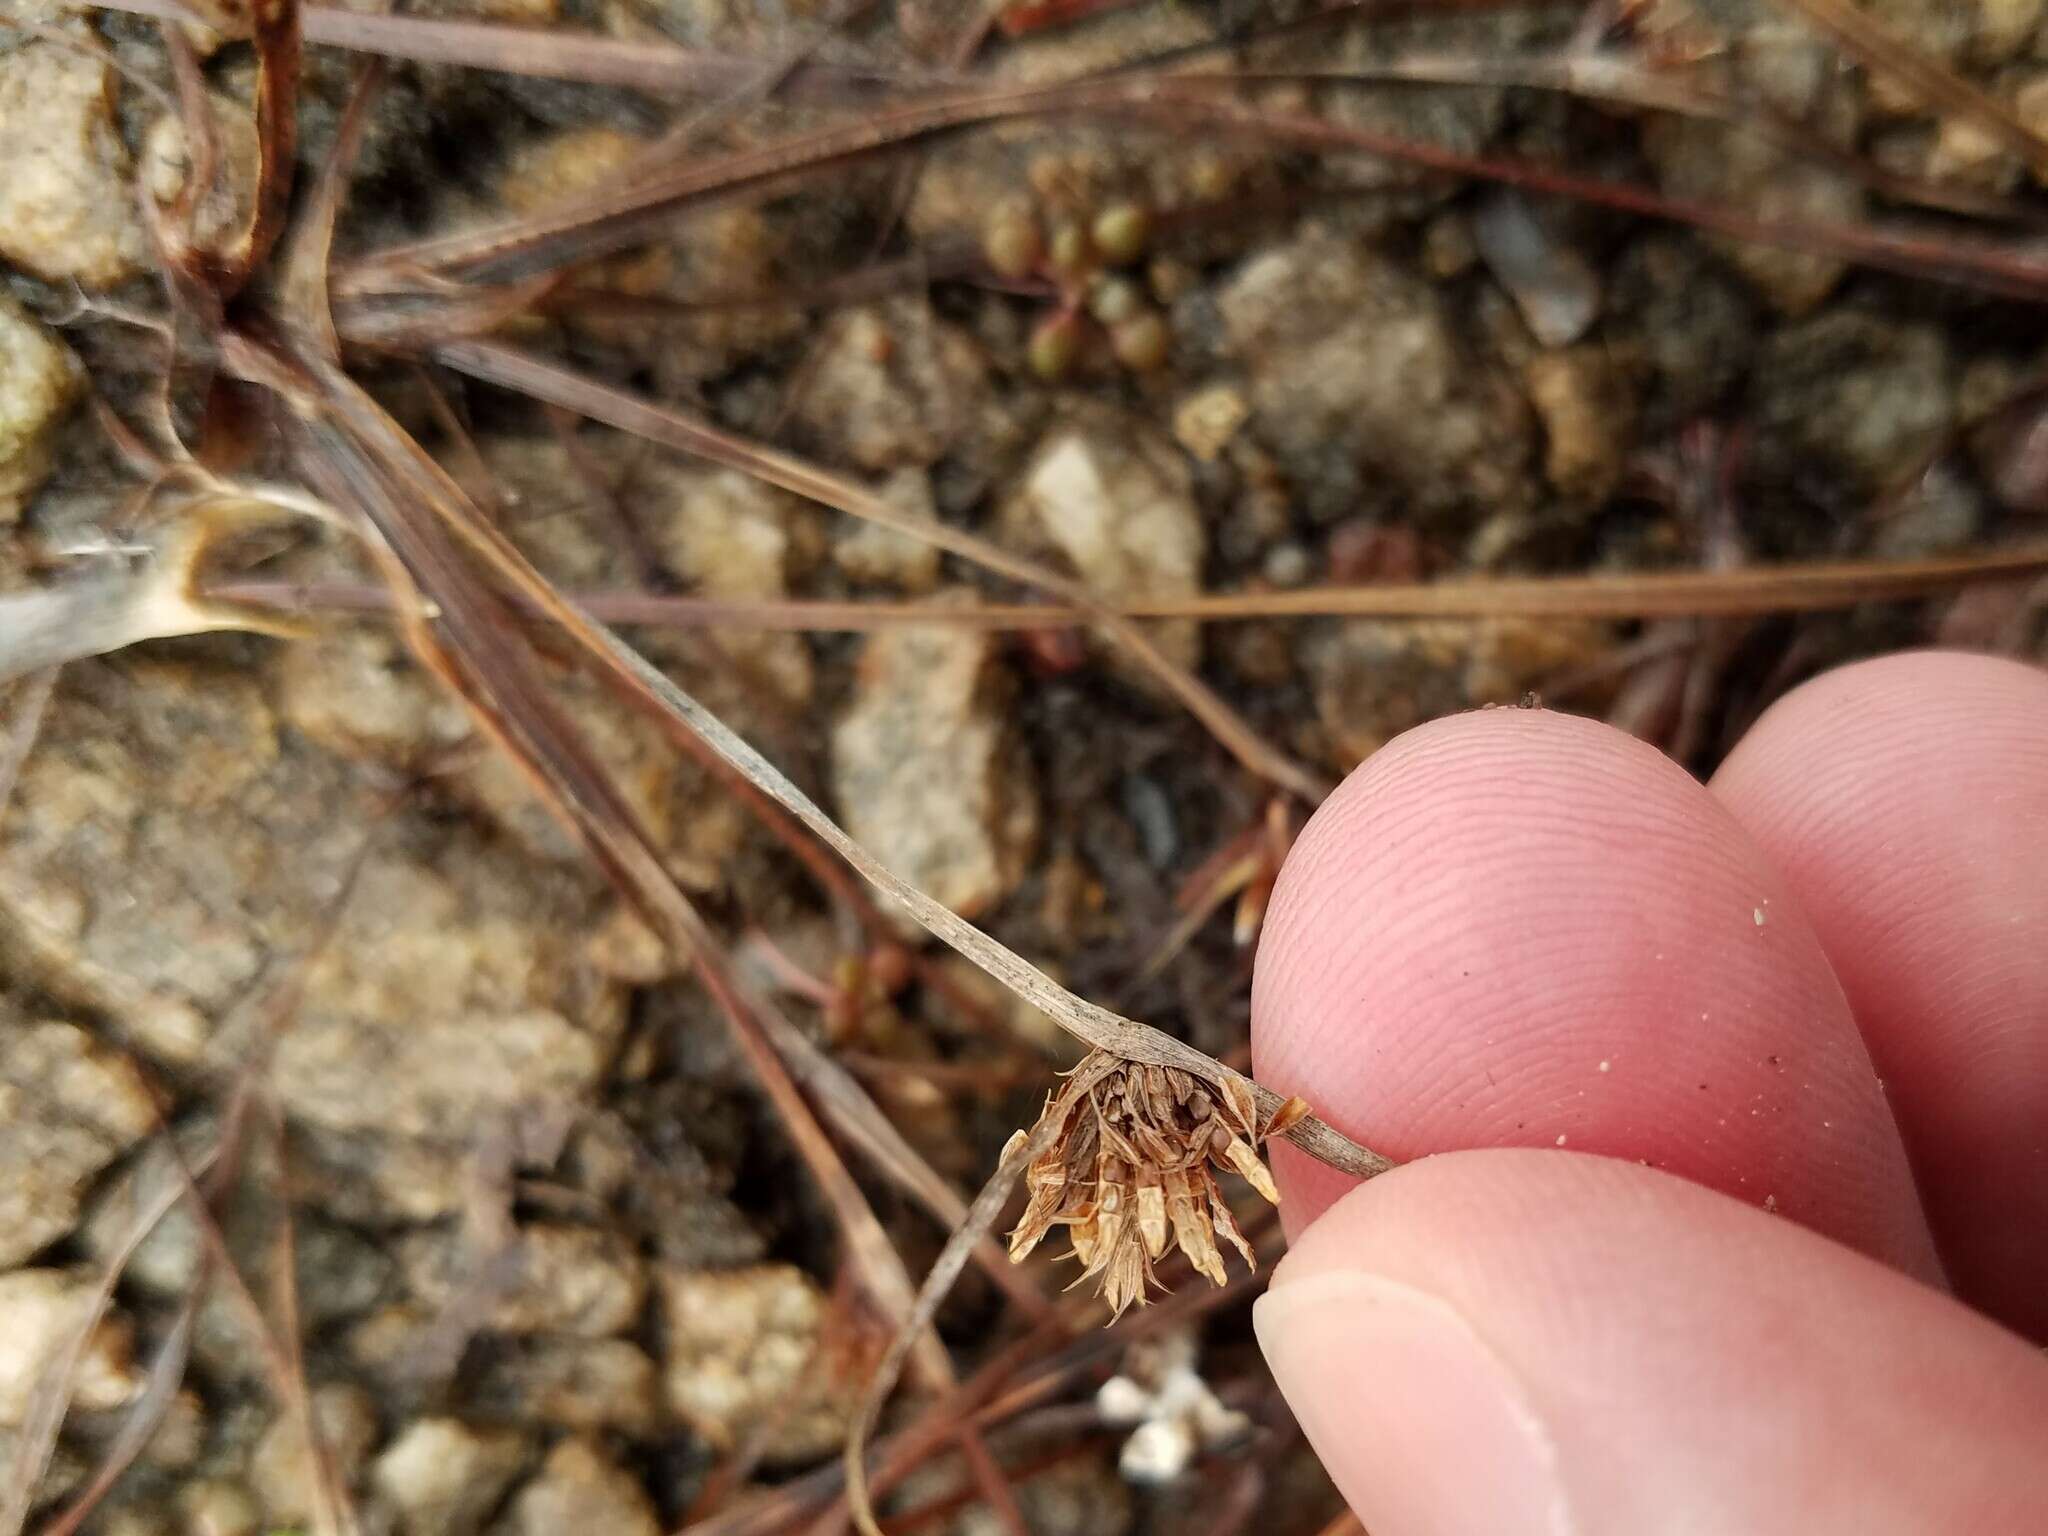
1219 225 1534 519
1171 384 1249 464
142 92 260 257
249 1384 380 1526
0 295 81 523
1642 119 1863 315
831 603 1038 920
0 1017 154 1267
658 1263 855 1462
792 298 991 471
833 467 943 592
0 42 144 285
467 1337 661 1435
174 1479 258 1536
369 1418 528 1536
1522 348 1633 505
504 1438 660 1536
1308 618 1612 769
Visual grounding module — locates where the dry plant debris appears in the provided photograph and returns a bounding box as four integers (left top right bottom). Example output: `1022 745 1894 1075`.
1008 1052 1308 1315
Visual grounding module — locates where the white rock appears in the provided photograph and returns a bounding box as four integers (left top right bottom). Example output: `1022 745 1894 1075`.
1001 417 1205 677
0 1268 141 1427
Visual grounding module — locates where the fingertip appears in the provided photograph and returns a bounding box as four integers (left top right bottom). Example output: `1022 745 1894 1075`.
1252 706 1935 1275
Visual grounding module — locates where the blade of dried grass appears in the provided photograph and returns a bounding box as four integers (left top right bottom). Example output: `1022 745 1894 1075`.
748 989 1055 1323
211 534 2048 627
215 0 302 297
262 1100 357 1536
576 604 1383 1176
343 58 2048 311
1128 84 2048 301
429 338 1329 799
84 0 942 98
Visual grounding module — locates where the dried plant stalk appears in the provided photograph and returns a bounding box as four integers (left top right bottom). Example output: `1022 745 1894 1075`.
1008 1051 1311 1316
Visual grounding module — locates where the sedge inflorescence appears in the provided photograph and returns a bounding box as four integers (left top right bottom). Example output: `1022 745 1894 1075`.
1006 1050 1307 1316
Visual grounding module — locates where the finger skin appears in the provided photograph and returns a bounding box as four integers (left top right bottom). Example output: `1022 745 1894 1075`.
1257 1151 2048 1536
1711 651 2048 1339
1251 707 1939 1280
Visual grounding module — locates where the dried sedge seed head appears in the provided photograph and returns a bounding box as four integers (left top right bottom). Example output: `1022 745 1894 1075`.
1008 1050 1304 1317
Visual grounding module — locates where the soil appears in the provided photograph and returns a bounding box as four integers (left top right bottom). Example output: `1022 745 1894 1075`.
1 1 2046 1533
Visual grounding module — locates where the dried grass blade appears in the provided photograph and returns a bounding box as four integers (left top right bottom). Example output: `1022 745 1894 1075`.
213 535 2048 628
83 0 940 98
216 0 302 296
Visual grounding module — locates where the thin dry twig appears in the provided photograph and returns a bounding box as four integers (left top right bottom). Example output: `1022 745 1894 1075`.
85 0 942 98
210 536 2048 628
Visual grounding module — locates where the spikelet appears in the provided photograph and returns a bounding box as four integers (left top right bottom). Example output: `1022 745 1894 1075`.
1006 1050 1309 1317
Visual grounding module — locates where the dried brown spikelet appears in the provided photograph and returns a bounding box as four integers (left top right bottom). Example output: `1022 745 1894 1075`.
1006 1050 1309 1317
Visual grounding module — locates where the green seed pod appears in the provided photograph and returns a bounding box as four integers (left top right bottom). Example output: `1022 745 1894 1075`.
983 207 1043 280
1028 312 1082 380
1087 274 1142 326
1046 218 1093 280
1109 309 1170 373
1091 201 1151 265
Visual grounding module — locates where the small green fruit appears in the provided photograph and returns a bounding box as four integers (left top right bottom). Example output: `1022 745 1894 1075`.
1091 201 1151 265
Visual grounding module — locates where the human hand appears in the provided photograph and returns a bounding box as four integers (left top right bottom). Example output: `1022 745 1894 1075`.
1248 650 2048 1535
